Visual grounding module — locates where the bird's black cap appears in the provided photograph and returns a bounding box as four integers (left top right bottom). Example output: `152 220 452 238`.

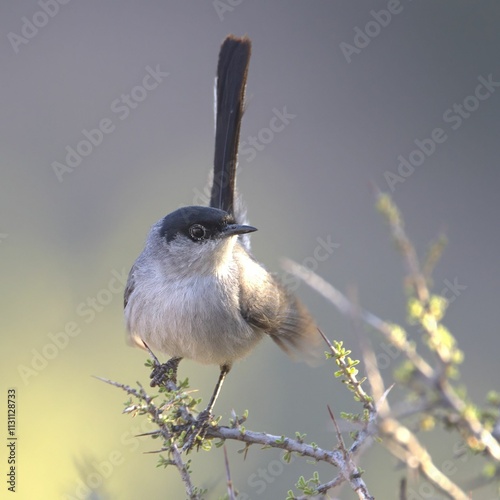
159 206 256 243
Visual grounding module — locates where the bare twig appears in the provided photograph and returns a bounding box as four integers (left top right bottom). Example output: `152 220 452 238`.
399 477 407 500
357 331 390 417
328 405 346 456
380 417 469 500
223 445 235 500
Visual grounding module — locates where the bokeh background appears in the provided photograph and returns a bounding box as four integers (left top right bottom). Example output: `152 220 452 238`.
1 1 499 498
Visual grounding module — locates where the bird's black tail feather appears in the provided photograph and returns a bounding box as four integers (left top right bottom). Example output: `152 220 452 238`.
210 35 251 215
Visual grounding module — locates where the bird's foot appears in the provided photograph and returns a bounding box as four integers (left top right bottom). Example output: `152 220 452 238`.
149 357 181 388
182 409 213 452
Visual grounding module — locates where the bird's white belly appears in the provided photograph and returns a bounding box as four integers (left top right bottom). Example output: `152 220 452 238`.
126 274 263 365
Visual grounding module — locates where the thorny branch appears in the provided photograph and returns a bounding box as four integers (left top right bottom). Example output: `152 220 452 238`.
98 357 375 500
94 377 202 500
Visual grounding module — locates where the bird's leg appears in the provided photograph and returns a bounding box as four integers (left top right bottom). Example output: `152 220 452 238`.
199 363 230 421
183 364 231 451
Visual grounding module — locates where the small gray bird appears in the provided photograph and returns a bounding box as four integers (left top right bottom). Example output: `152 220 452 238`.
124 35 318 422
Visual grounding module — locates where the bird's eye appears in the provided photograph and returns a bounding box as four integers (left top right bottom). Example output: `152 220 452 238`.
189 224 207 241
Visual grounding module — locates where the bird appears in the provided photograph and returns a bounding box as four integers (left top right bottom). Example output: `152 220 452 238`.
123 34 319 430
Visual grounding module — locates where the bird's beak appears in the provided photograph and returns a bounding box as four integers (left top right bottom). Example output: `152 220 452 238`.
223 223 258 237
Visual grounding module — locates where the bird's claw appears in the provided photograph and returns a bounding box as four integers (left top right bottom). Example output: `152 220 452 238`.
182 409 212 452
149 357 181 387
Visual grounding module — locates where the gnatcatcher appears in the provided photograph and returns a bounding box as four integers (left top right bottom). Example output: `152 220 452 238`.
124 35 319 435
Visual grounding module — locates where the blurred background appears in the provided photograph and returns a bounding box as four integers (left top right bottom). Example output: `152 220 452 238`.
1 1 499 498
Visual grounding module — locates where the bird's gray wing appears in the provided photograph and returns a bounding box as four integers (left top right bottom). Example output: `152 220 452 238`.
235 246 320 362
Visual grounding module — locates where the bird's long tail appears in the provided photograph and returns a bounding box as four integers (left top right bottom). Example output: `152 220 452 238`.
210 35 251 216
